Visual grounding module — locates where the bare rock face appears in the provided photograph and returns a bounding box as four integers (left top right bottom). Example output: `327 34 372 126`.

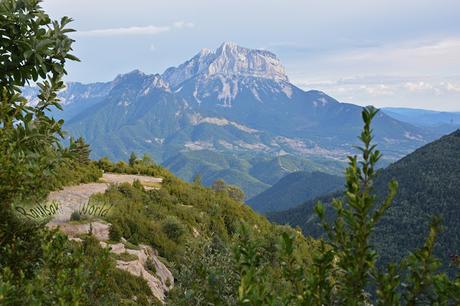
208 42 288 82
50 221 110 241
102 242 174 303
162 41 289 87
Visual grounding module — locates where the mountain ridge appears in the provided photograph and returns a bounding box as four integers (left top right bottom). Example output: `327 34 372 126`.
24 42 451 197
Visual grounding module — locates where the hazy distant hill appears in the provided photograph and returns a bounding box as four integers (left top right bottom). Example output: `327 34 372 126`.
247 171 343 212
269 130 460 270
383 107 460 136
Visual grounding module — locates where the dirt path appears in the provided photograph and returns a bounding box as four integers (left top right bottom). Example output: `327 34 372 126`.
47 173 162 225
45 173 173 303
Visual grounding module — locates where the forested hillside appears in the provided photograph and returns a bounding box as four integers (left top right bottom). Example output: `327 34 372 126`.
270 130 460 272
247 171 343 212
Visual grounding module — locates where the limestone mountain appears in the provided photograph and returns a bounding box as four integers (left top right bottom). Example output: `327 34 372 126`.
32 42 443 197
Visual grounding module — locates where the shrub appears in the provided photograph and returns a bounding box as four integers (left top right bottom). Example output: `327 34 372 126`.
132 179 144 190
161 216 186 243
112 251 138 262
146 259 157 274
109 223 122 242
70 211 81 221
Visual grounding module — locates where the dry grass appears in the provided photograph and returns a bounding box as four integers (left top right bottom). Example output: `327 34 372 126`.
141 181 162 189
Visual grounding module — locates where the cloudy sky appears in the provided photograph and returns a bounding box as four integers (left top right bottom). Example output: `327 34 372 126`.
43 0 460 111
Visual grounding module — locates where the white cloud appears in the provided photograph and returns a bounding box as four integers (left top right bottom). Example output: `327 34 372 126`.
173 21 195 29
76 25 170 37
291 75 460 111
75 21 194 37
360 84 395 96
287 36 460 111
404 81 433 92
443 82 460 93
330 37 460 76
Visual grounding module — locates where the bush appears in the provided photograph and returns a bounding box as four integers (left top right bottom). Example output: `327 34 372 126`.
112 251 138 262
109 223 123 242
70 211 81 221
145 259 157 274
161 216 186 243
132 179 144 190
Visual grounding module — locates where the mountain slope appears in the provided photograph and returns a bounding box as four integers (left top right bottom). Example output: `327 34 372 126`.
247 171 343 213
269 130 460 270
37 42 443 196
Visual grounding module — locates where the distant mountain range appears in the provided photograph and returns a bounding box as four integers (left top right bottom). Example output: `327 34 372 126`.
269 130 460 271
24 42 456 198
382 107 460 136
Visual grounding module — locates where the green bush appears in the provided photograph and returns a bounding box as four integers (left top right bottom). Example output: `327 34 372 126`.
112 251 138 262
161 216 186 243
146 259 157 274
109 223 123 242
70 210 81 221
111 269 156 305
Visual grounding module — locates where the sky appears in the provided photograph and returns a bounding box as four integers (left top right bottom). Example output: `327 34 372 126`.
42 0 460 111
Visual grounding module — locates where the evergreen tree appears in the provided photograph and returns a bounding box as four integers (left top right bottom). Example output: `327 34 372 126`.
129 152 138 167
141 153 153 166
212 179 226 193
193 174 202 186
69 137 91 165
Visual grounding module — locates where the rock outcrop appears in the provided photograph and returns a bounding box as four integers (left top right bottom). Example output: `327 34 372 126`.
101 241 174 303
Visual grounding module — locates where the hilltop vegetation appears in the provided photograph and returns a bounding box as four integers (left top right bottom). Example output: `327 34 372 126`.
93 155 319 304
0 1 154 304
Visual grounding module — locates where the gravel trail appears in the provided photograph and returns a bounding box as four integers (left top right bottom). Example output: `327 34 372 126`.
47 173 162 225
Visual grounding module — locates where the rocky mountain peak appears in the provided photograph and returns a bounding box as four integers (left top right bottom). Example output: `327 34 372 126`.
149 74 170 91
162 42 289 87
110 70 171 98
113 69 148 84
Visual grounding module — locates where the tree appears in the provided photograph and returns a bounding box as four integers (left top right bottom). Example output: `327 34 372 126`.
212 179 226 193
0 0 79 206
0 3 153 305
227 185 245 202
69 137 91 165
128 152 137 167
0 0 78 293
193 174 202 186
98 156 113 171
141 153 153 166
